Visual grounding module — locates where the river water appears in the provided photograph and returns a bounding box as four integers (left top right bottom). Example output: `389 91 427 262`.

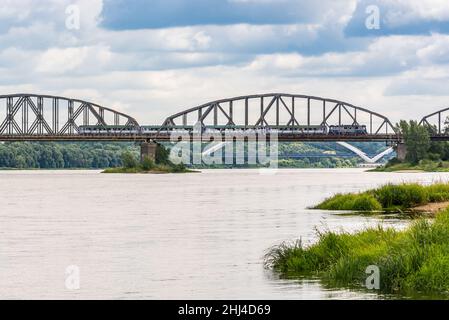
0 168 448 300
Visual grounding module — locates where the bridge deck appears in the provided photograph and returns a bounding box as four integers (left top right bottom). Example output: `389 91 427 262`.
0 134 399 142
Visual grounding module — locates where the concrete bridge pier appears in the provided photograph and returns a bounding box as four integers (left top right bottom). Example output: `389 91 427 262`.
140 141 158 162
395 143 408 161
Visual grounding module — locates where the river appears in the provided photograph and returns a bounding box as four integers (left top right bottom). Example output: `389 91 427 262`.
0 168 448 299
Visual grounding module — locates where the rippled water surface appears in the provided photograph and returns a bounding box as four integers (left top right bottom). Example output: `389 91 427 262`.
1 168 448 299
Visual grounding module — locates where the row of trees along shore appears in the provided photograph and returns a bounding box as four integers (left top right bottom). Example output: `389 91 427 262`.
389 120 449 167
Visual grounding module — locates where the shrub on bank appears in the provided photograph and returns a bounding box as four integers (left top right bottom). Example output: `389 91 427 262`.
315 182 449 212
316 193 382 211
266 209 449 296
374 184 428 209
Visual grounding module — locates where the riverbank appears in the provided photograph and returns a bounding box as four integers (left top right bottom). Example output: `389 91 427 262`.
102 164 195 174
266 207 449 296
314 182 449 212
372 160 449 173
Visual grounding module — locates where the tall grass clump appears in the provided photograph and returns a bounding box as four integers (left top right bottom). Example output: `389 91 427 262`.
266 209 449 296
315 193 382 212
314 182 449 212
374 183 428 209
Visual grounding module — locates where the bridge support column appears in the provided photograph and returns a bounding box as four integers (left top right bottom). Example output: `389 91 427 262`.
396 143 408 162
141 141 158 162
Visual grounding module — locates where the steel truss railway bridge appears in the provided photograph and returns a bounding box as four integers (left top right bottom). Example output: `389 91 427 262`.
0 93 447 163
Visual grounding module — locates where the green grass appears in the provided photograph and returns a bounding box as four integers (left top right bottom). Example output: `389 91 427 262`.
314 182 449 212
265 209 449 296
102 163 195 174
372 160 449 172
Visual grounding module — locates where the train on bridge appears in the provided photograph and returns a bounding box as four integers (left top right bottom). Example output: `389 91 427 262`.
78 124 369 136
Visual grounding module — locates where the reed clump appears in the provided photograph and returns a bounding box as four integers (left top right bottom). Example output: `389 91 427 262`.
315 182 449 212
265 208 449 295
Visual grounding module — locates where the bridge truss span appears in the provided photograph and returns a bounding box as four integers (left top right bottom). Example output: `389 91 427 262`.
160 93 397 136
0 94 139 137
420 107 449 135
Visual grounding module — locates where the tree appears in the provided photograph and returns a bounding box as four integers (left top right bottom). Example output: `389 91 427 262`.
398 120 431 164
155 144 170 165
121 151 138 168
141 156 155 171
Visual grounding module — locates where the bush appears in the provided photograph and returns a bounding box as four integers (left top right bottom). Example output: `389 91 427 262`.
315 182 449 212
352 194 383 211
141 157 155 171
315 193 382 211
385 158 402 167
156 144 171 165
374 184 428 209
121 151 138 169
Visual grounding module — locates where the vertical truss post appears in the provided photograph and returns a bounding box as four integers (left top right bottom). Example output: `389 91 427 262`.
7 97 13 135
338 104 342 126
53 98 58 134
276 96 280 126
37 96 43 135
260 97 264 127
22 97 28 134
245 98 249 127
68 100 74 135
439 112 442 134
291 97 295 125
214 104 218 126
307 98 310 127
83 104 89 126
322 100 325 125
229 101 233 125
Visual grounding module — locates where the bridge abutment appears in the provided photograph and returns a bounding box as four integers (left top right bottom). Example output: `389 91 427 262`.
141 141 158 162
395 143 408 162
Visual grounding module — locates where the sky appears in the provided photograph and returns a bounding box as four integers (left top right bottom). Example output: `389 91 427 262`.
2 0 449 124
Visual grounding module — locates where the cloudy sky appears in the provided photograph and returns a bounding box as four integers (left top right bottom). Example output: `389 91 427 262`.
1 0 449 123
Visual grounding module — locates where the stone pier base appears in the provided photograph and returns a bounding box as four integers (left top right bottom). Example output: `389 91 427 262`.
141 141 157 162
396 143 408 162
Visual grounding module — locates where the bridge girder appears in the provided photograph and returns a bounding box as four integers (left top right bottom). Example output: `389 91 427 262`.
0 94 139 136
160 93 397 135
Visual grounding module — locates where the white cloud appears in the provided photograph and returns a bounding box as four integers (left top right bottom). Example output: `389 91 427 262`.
35 46 113 74
1 0 449 126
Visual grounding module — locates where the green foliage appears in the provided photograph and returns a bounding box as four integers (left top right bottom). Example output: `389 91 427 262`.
155 144 171 165
266 209 449 295
121 151 139 169
398 120 431 164
374 184 428 209
0 142 137 169
105 144 191 174
315 182 449 212
141 156 155 171
316 193 382 212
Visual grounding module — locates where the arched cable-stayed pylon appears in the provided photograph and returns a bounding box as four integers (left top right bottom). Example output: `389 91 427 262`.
420 107 449 135
336 142 394 164
0 94 139 136
160 93 397 135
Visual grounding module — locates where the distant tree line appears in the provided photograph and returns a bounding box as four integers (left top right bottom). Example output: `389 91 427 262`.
0 141 389 169
0 142 139 169
397 119 449 164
